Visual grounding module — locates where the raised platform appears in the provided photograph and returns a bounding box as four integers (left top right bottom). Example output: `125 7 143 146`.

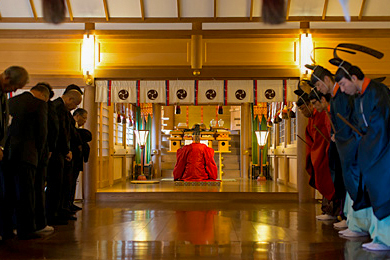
96 179 298 202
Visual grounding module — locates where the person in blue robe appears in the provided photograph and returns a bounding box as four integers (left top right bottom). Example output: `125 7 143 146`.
332 59 390 250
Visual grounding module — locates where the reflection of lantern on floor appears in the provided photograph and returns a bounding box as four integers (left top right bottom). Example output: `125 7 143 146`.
135 130 149 180
255 130 269 181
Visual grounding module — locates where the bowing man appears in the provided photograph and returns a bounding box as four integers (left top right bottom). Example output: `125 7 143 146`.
4 85 49 239
311 64 370 237
332 59 390 250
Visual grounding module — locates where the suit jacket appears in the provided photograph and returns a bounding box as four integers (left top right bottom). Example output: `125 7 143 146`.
51 97 72 157
6 92 48 167
0 90 9 147
40 100 59 166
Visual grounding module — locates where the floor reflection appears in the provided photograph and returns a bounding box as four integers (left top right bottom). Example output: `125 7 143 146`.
1 201 388 259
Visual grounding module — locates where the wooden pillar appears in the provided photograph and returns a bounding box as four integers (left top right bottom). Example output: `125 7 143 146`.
240 103 251 178
83 85 98 201
152 104 162 177
297 111 315 202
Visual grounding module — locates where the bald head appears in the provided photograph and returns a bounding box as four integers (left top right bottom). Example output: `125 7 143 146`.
0 66 29 93
62 89 82 111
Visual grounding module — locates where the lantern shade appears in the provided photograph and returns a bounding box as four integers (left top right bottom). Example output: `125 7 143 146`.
255 130 269 147
135 130 149 147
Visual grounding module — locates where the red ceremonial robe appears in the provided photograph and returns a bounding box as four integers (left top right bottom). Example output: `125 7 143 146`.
173 143 218 181
305 109 335 201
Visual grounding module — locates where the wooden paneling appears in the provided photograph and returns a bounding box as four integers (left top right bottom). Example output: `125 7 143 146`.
277 156 287 184
203 38 297 66
100 157 110 188
288 157 297 186
174 105 231 129
97 39 190 67
113 157 123 181
0 39 82 75
313 37 390 76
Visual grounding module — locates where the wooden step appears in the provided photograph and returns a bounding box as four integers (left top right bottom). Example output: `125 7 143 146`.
161 154 177 162
222 169 241 178
161 169 173 178
161 161 175 170
221 162 240 170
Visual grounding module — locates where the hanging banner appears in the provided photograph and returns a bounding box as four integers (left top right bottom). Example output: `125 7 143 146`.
197 80 224 104
95 79 299 104
286 79 299 102
95 80 108 103
169 80 194 104
227 80 253 104
111 81 137 104
256 80 284 102
140 81 166 103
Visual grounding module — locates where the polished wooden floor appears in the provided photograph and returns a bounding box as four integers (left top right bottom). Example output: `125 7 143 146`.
96 179 299 202
1 199 388 259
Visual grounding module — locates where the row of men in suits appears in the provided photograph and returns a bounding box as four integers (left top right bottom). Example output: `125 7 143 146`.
0 66 91 240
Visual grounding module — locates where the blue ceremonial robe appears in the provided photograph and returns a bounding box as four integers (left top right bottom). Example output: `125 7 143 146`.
331 85 362 205
354 78 390 220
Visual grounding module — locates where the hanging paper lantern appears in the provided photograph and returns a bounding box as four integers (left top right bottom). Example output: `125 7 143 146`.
117 114 121 123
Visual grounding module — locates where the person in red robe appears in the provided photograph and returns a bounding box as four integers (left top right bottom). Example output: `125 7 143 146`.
308 88 338 220
173 125 218 181
295 83 336 219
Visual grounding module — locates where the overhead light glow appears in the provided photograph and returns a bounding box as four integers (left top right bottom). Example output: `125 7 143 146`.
300 33 313 75
81 34 95 76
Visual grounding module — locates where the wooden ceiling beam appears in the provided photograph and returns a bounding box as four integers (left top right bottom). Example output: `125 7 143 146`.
2 16 390 23
286 0 291 20
103 0 110 21
65 0 74 21
322 0 328 20
250 0 254 21
140 0 145 21
359 0 367 20
29 0 38 20
177 0 181 20
3 28 390 40
94 66 301 80
214 0 217 20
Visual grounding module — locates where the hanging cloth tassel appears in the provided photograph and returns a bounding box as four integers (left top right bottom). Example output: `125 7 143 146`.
218 105 223 115
175 104 181 114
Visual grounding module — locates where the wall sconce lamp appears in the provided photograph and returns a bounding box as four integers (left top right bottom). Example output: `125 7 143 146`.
81 34 95 85
300 33 313 76
255 130 269 181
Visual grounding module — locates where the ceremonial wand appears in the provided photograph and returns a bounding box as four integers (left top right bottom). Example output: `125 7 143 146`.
297 135 309 146
336 113 363 137
325 111 337 134
313 124 330 143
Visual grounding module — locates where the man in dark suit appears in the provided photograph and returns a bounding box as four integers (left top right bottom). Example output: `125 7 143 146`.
69 108 91 211
46 89 82 225
3 85 49 239
62 85 84 216
34 83 56 233
0 66 29 241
